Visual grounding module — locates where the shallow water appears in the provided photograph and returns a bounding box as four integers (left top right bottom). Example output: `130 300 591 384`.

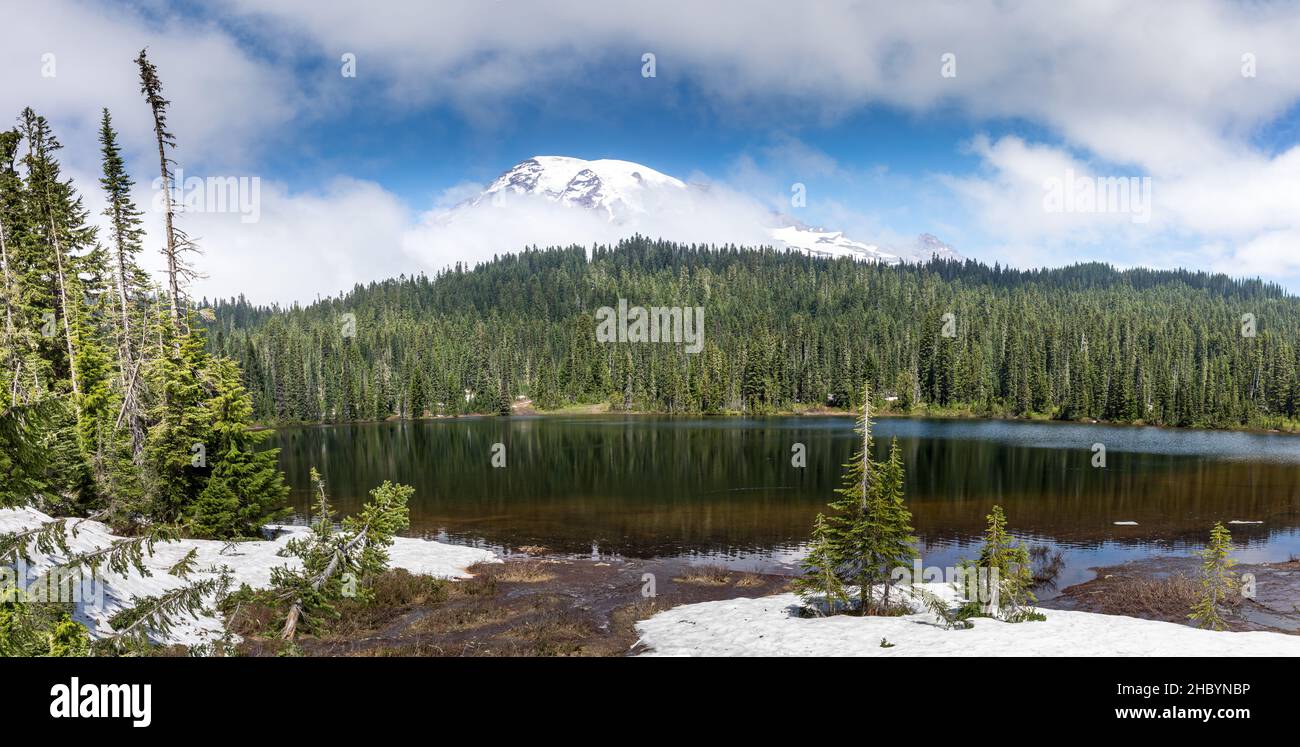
269 415 1300 596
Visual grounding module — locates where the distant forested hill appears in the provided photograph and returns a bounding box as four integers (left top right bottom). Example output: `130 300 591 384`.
203 237 1300 430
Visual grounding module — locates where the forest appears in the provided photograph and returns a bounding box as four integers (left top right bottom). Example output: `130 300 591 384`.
202 241 1300 431
0 51 286 533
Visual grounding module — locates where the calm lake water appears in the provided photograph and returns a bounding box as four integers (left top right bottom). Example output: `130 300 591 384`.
269 416 1300 595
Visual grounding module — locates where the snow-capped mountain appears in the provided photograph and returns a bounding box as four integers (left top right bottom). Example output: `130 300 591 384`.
461 156 961 264
770 223 900 263
474 156 686 220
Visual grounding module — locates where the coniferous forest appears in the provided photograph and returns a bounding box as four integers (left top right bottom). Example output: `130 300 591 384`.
202 242 1300 431
0 52 286 534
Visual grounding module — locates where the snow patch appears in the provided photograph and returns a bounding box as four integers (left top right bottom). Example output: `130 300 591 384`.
634 585 1300 657
0 507 498 647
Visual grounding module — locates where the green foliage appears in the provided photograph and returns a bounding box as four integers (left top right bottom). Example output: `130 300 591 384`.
105 573 231 652
792 513 848 615
0 56 298 657
200 239 1300 432
1189 521 1238 630
796 383 917 616
270 468 413 638
0 398 67 508
0 601 89 657
969 505 1037 618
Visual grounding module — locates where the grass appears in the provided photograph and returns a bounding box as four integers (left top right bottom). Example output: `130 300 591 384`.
1076 574 1243 626
475 560 557 583
673 564 733 586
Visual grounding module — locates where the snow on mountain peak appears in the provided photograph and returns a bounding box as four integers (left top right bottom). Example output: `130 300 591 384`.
465 156 961 264
479 156 686 219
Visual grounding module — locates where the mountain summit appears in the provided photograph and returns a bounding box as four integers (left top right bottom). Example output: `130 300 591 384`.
475 156 686 220
463 156 961 264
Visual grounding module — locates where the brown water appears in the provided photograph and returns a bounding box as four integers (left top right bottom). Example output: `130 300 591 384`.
269 415 1300 594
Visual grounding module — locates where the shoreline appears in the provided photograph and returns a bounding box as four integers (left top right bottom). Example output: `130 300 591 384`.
250 405 1300 436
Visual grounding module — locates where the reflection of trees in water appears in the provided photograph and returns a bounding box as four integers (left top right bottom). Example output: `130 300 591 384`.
267 418 1300 557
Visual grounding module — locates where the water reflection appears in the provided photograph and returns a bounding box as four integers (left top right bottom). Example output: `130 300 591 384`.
269 415 1300 592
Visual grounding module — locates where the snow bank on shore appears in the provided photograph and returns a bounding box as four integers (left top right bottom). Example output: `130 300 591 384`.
0 507 498 647
634 585 1300 656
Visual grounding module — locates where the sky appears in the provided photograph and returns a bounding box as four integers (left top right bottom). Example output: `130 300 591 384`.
6 0 1300 304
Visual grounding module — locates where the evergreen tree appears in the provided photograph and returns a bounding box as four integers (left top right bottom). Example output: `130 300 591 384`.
189 357 289 538
1189 521 1238 631
801 382 917 615
97 109 149 461
272 468 412 639
136 48 196 330
972 505 1035 616
792 512 849 615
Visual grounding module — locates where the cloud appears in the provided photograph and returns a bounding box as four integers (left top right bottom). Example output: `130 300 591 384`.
12 0 1300 299
401 180 777 271
163 178 412 306
946 134 1300 277
3 0 298 171
217 1 1300 156
210 0 1300 285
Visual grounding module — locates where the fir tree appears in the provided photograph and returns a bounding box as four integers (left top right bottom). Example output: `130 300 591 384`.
1189 521 1238 631
189 357 289 538
801 382 917 615
136 48 198 331
792 512 848 615
273 468 413 639
97 109 149 460
972 505 1035 617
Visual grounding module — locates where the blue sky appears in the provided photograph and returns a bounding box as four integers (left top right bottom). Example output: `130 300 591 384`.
8 1 1300 303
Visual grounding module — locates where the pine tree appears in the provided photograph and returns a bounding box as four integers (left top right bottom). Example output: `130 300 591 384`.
792 512 848 615
97 108 147 369
273 468 412 638
97 109 149 460
973 505 1035 616
874 437 918 611
803 382 917 615
140 317 213 523
189 357 289 538
1189 521 1238 631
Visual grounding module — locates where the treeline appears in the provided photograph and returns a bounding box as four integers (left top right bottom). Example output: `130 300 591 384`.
0 51 285 537
203 238 1300 430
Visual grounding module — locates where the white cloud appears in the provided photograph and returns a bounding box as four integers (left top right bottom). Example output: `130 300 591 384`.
11 0 1300 299
401 180 777 271
211 0 1300 285
946 134 1300 277
160 178 411 306
3 0 298 171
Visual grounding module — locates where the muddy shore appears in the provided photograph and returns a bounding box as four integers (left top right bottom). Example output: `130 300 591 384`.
1045 555 1300 634
242 555 792 656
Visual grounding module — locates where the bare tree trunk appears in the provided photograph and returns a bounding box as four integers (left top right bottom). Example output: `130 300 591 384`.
152 131 180 329
47 215 79 397
111 228 133 369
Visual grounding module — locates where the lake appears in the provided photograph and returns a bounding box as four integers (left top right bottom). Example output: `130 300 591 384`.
269 415 1300 595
